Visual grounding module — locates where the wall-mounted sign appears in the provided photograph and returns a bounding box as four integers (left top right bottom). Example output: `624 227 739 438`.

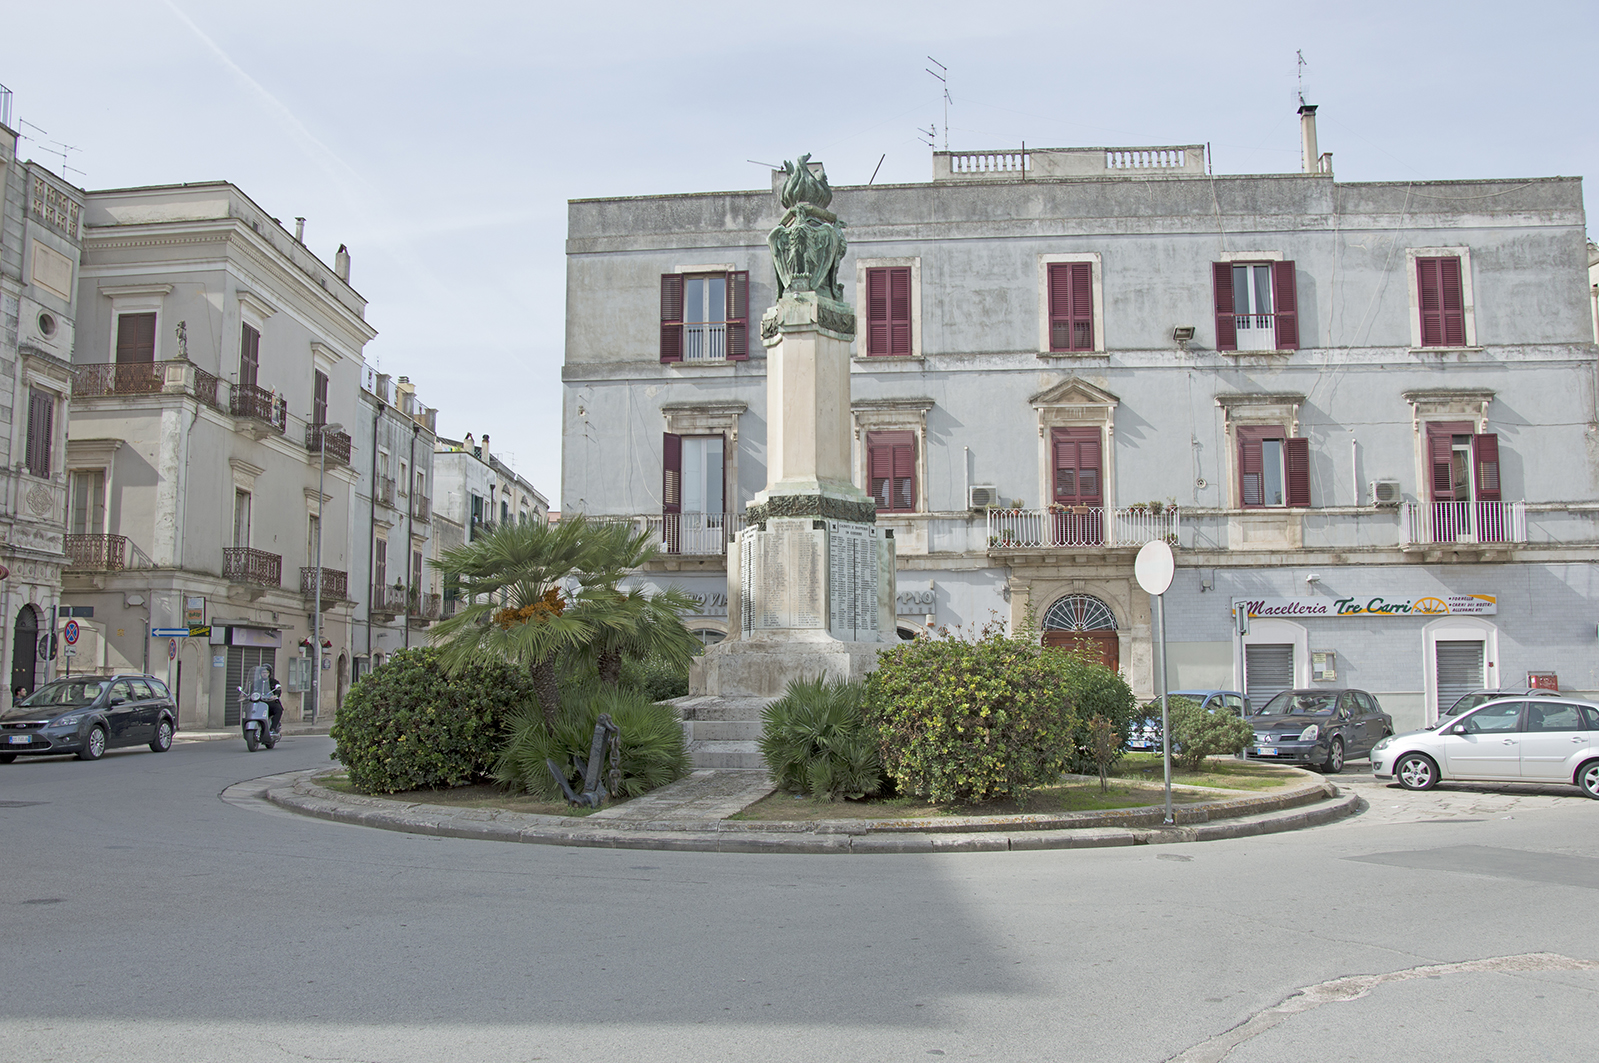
1312 651 1336 681
184 596 206 626
1237 595 1497 619
896 588 936 614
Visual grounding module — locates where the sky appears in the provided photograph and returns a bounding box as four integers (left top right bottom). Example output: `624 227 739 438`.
4 1 1595 506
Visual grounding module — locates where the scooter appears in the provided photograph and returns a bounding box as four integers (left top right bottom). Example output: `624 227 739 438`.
238 665 281 752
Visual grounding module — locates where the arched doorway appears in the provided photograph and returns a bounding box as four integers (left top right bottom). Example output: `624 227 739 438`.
11 604 40 699
1041 593 1119 671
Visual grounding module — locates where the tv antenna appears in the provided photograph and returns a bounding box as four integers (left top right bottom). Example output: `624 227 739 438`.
18 118 84 180
925 57 951 149
917 124 938 148
1296 49 1308 106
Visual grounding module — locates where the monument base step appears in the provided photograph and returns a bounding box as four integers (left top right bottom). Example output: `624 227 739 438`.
668 695 776 770
687 740 766 770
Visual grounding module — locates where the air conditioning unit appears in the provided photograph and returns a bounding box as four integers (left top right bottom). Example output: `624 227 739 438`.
968 485 1000 510
1370 479 1402 507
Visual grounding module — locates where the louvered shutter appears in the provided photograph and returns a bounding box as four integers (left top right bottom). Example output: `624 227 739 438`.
116 313 157 363
26 388 53 478
1047 263 1094 352
1051 428 1102 504
1237 426 1265 507
1245 644 1295 706
659 274 684 363
662 433 682 514
1426 423 1467 502
239 325 260 390
726 271 750 360
889 267 912 355
866 269 890 355
1439 257 1466 346
313 371 329 426
1284 436 1310 507
867 431 916 511
1213 263 1237 351
1472 433 1501 501
1272 261 1299 350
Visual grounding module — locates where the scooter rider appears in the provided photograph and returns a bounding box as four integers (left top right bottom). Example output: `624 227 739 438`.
262 666 285 736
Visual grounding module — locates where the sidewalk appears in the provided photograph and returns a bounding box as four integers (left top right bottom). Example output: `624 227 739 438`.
257 766 1361 855
176 721 334 742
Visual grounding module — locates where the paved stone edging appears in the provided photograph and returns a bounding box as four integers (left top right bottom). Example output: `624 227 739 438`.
262 770 1359 854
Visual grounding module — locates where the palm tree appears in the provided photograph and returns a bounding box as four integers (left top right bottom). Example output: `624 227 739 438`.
430 515 697 726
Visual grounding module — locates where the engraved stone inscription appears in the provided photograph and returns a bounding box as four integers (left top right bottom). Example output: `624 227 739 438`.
827 522 879 640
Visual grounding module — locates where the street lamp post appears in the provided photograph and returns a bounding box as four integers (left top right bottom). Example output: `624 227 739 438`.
313 421 343 724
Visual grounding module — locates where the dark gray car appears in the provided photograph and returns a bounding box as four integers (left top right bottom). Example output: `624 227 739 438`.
1244 688 1394 773
0 675 177 762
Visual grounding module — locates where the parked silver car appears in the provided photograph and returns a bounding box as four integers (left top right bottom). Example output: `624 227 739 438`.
1371 697 1599 798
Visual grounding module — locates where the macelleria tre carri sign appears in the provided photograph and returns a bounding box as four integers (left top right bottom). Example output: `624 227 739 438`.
1237 595 1498 618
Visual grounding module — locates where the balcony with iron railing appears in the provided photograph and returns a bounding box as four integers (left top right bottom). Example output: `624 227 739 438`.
376 476 396 508
73 361 229 416
299 567 349 603
230 384 287 435
370 583 407 617
683 322 726 361
306 423 353 466
1402 501 1528 547
641 512 746 556
985 506 1179 551
411 495 431 523
409 592 442 621
65 533 129 571
223 547 282 588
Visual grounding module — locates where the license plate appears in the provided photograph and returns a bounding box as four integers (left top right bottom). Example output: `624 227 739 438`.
1254 746 1275 756
7 735 30 744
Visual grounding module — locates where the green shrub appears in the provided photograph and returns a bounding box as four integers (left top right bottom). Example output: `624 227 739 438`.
1166 696 1253 771
759 676 883 800
330 647 529 793
864 632 1081 804
1053 649 1137 774
619 652 690 702
494 682 690 800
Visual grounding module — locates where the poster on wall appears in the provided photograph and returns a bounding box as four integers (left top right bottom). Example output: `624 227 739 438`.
1236 595 1497 619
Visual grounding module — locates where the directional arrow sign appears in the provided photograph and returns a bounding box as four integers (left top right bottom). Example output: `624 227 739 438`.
151 628 191 638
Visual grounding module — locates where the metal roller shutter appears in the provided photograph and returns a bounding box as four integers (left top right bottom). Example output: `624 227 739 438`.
224 646 275 726
1245 644 1295 710
1434 640 1485 719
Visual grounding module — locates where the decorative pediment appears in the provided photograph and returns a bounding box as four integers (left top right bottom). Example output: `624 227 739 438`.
1403 388 1494 430
660 400 747 439
1029 377 1120 409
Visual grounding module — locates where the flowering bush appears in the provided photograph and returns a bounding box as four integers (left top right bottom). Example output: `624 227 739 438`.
865 630 1081 803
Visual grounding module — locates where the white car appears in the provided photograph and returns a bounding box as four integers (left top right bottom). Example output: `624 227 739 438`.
1371 696 1599 798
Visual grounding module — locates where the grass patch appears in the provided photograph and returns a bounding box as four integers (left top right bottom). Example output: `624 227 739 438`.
1112 753 1301 791
315 772 609 817
730 779 1209 822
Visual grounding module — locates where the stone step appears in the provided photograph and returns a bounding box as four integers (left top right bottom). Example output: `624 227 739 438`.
688 740 767 770
668 695 776 722
685 719 764 743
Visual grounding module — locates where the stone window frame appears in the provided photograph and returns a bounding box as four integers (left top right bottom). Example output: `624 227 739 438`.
1404 388 1493 504
100 284 173 364
851 398 934 514
661 400 747 514
1029 378 1118 509
1405 246 1478 350
853 256 923 360
65 438 124 537
1215 393 1306 510
1036 252 1105 356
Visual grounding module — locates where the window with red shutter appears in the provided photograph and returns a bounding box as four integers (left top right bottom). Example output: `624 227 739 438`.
25 388 53 479
1237 425 1300 508
1472 433 1500 502
662 433 682 514
1212 263 1237 351
1048 262 1094 352
1272 261 1300 350
726 271 749 360
660 274 684 363
867 431 916 511
239 324 260 391
313 370 329 426
1050 428 1102 504
116 313 157 363
865 267 913 356
1417 257 1467 348
1426 422 1474 502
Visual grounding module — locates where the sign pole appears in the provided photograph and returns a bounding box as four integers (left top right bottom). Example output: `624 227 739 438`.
1134 541 1177 827
1155 590 1173 825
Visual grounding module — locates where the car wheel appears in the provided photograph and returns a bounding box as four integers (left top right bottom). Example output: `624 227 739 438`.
1324 737 1344 774
77 726 107 761
149 720 173 753
1578 760 1599 800
1396 752 1438 791
0 753 15 764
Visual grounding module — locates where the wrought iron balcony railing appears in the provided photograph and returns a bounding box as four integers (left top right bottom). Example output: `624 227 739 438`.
1402 501 1527 546
65 533 128 570
306 423 353 465
72 362 164 397
411 495 431 523
985 506 1180 550
223 547 282 587
299 567 349 601
230 385 287 434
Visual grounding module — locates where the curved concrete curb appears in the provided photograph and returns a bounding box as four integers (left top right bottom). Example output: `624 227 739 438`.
262 770 1360 854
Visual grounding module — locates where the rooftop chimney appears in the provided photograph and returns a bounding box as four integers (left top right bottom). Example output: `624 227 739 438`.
294 217 305 242
334 244 351 283
1299 103 1320 175
482 434 491 460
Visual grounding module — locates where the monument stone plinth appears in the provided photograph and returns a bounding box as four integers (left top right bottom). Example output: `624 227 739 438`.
689 155 896 699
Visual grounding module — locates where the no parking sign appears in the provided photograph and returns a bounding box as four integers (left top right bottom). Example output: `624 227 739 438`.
63 619 80 645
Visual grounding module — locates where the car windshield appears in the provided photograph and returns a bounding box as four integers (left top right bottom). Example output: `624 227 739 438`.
1260 692 1338 716
22 681 109 708
1445 693 1494 716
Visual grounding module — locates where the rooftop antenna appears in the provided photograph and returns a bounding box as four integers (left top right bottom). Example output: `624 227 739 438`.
925 57 951 150
1296 49 1308 106
917 124 938 148
18 118 84 180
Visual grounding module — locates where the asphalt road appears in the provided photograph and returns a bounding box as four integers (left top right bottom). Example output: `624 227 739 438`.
2 737 1594 1062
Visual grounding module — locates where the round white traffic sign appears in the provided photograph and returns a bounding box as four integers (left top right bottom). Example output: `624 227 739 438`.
1134 540 1175 596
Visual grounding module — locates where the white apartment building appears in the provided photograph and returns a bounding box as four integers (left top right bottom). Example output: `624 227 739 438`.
432 433 548 616
563 110 1599 733
65 182 370 726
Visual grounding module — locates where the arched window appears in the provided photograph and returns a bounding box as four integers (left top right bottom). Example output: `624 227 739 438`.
1041 594 1119 671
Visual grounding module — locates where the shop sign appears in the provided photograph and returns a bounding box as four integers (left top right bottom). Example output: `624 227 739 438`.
1237 595 1497 618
